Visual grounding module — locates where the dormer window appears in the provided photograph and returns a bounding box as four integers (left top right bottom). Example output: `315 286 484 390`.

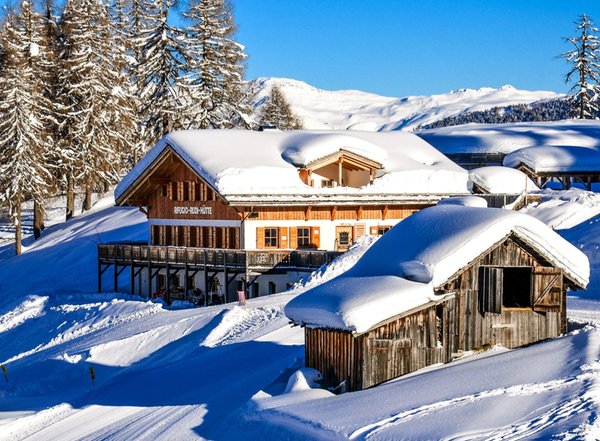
299 149 383 189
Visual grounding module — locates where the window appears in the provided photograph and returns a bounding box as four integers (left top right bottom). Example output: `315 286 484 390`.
183 182 191 201
269 282 276 294
161 185 168 197
322 179 334 188
377 226 392 235
264 228 278 248
478 266 533 314
297 227 310 247
339 231 350 246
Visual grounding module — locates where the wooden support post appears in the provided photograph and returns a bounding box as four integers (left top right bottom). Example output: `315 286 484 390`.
165 263 170 305
130 253 135 295
147 253 152 298
203 253 209 307
224 257 229 303
338 159 343 186
98 260 102 293
113 256 118 292
184 254 189 301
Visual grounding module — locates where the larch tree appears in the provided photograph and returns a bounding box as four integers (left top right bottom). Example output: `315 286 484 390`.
0 1 55 254
259 84 303 130
183 0 249 129
58 0 123 215
561 14 600 119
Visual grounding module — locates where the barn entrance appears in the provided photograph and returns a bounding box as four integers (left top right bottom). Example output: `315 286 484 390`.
503 267 532 308
336 226 353 252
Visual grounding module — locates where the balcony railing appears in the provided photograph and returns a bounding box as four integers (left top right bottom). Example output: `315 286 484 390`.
98 243 341 271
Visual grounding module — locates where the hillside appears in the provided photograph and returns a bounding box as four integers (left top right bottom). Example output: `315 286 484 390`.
249 77 562 131
0 190 600 439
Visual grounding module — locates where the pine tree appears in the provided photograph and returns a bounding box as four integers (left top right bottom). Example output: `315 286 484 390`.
259 85 303 130
58 0 124 214
0 2 55 254
183 0 249 129
107 0 138 172
561 14 600 119
137 0 190 147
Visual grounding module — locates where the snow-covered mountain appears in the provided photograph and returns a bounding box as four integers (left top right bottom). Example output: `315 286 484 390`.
249 77 563 131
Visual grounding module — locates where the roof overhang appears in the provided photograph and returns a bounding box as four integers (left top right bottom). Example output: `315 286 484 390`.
115 144 223 206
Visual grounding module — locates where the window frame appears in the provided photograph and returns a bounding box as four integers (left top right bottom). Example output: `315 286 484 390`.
264 227 279 248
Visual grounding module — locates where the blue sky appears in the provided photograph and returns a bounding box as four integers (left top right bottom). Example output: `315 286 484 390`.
232 0 600 97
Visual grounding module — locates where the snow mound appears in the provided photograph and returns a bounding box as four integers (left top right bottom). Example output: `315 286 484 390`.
521 189 600 230
469 166 540 194
281 133 388 166
284 368 322 393
503 146 600 173
0 296 47 334
438 195 488 207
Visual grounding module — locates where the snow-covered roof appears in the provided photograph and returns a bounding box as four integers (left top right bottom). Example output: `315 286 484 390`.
503 146 600 173
115 130 469 203
469 166 540 194
419 120 600 154
438 195 488 207
285 205 589 333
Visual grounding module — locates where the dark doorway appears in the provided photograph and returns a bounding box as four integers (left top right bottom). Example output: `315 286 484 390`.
503 267 532 308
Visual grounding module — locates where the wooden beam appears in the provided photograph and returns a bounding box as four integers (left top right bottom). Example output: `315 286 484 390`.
138 206 149 216
338 159 343 186
128 199 148 206
148 177 170 185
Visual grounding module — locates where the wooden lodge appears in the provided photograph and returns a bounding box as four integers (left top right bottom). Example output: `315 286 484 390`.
285 205 589 391
102 129 472 302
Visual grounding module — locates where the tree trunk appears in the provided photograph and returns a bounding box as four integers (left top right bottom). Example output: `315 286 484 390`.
66 173 75 221
15 204 22 256
83 177 92 211
33 200 45 239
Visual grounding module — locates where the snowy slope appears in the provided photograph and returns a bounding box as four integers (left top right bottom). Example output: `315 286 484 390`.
1 192 600 440
250 77 562 132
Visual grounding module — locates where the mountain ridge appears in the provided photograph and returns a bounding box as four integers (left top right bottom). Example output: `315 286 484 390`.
249 77 564 131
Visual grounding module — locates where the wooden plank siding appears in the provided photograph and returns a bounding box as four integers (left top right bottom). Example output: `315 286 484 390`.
305 235 569 392
305 328 364 391
241 205 427 222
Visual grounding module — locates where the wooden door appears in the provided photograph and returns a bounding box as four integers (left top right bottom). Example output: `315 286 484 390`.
365 338 412 388
336 226 353 251
533 267 562 312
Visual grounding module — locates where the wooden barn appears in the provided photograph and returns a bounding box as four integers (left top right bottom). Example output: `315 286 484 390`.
285 205 589 391
503 146 600 191
103 129 471 303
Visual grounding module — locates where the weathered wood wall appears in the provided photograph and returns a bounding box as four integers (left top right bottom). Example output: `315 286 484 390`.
439 236 565 351
362 305 446 389
305 236 569 391
305 328 364 391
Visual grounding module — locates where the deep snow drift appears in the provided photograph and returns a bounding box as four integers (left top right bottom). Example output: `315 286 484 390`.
1 191 600 440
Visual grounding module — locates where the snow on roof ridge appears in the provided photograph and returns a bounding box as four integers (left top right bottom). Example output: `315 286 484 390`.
503 145 600 173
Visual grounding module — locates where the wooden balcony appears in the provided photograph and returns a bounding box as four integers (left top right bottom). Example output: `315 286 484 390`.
98 242 341 272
